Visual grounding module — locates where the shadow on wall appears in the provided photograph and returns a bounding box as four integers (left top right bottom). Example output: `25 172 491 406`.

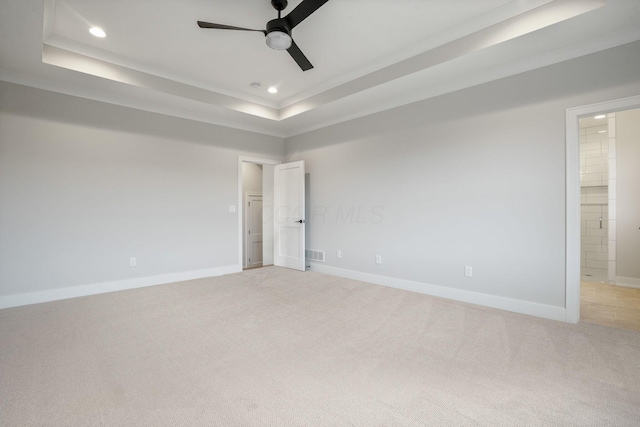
0 82 284 156
285 41 640 154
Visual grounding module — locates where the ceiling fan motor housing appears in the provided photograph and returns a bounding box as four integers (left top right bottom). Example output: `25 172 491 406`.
267 18 291 36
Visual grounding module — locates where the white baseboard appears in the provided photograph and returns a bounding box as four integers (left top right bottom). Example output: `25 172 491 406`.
310 264 566 322
615 276 640 289
0 265 242 309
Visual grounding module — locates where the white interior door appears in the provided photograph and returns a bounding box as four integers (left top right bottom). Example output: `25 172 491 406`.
274 161 305 271
246 195 263 268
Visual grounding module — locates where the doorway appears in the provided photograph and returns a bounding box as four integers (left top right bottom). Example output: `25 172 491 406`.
566 96 640 329
237 156 307 272
238 157 278 270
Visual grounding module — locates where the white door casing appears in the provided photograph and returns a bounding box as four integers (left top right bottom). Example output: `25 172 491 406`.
246 194 263 269
274 161 306 271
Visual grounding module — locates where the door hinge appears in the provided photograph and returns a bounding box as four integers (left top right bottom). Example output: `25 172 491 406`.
248 230 251 234
248 201 251 206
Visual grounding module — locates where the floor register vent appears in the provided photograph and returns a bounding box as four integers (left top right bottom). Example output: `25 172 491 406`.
305 249 325 262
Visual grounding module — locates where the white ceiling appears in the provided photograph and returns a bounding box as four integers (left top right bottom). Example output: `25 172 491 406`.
1 0 640 137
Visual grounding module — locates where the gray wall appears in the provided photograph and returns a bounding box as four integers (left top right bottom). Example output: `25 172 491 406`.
616 108 640 281
3 41 640 310
242 163 263 194
286 41 640 308
0 81 284 297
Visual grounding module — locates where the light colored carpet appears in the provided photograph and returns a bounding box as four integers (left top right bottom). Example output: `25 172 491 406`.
1 266 639 426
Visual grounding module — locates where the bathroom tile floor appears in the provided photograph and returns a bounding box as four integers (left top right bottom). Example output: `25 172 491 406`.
581 281 640 332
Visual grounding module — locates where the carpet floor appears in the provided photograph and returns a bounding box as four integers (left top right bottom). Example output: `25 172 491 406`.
1 266 639 426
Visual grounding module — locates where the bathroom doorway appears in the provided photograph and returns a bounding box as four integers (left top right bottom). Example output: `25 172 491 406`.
576 108 640 331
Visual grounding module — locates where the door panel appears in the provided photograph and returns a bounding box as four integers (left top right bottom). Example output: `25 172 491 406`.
246 196 263 268
279 225 301 258
274 161 305 271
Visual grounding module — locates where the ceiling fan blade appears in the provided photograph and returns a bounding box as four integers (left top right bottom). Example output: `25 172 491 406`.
284 0 330 29
197 21 266 34
287 40 313 71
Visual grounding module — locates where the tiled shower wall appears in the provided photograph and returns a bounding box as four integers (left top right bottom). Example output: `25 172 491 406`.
606 114 617 284
580 119 609 281
580 203 608 279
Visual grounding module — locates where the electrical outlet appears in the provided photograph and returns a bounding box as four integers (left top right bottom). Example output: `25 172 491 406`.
465 265 472 277
130 257 137 267
376 255 382 265
336 250 342 259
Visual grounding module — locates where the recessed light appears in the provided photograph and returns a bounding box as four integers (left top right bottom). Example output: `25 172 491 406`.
267 87 278 94
89 27 106 38
250 82 261 89
598 130 607 133
594 114 606 119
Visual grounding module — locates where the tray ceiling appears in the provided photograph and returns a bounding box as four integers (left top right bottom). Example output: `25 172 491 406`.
1 0 640 137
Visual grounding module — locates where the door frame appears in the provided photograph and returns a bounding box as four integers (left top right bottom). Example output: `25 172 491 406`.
237 156 281 270
565 94 640 323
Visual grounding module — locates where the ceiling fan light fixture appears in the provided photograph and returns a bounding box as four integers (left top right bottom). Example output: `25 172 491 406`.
266 31 292 50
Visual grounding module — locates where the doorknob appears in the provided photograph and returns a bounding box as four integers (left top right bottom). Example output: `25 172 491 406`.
296 219 305 223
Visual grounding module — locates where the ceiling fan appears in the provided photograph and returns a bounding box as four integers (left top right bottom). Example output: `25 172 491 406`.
197 0 329 71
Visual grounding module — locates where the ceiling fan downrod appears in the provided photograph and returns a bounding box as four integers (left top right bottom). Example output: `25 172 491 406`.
271 0 288 17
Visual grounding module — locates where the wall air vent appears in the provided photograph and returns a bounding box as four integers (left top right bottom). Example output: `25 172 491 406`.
305 249 325 262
